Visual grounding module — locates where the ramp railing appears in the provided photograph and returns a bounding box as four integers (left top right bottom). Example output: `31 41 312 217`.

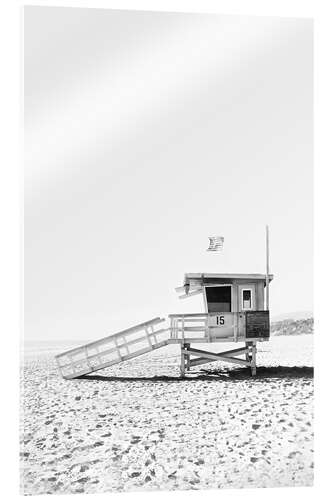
55 317 169 379
169 313 209 341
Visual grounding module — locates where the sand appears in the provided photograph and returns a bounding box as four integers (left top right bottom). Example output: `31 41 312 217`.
20 335 313 495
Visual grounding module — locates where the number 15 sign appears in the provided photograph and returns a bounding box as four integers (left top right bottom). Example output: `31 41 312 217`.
208 313 233 328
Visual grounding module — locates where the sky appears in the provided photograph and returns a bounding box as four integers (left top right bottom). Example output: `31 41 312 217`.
24 7 313 341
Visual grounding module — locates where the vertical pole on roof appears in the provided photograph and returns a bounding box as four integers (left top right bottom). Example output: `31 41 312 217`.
265 225 270 310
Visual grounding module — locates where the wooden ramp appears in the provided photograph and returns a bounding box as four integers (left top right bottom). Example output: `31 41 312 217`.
55 317 170 379
56 312 265 379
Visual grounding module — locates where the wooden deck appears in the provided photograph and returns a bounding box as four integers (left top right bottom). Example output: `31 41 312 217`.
56 313 268 379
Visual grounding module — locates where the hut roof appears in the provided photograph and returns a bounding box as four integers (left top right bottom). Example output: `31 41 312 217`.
175 273 274 297
184 273 274 284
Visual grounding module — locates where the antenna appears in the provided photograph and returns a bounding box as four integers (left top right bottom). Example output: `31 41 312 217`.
265 225 269 310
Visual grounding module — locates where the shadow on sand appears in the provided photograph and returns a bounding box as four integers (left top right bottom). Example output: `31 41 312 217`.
76 366 313 383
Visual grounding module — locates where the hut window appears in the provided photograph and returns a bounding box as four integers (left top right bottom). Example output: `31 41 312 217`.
242 289 252 310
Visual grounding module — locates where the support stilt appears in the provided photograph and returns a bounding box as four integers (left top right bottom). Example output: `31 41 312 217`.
184 343 191 371
251 342 257 376
245 342 251 363
179 341 257 377
180 344 185 377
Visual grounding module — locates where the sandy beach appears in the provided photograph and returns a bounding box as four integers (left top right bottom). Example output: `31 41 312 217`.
20 335 313 495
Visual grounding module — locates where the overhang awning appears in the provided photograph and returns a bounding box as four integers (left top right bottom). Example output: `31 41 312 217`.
184 273 274 287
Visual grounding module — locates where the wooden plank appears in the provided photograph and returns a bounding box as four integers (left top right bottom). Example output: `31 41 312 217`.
213 346 248 356
167 336 266 344
178 326 207 332
180 318 207 323
168 313 208 318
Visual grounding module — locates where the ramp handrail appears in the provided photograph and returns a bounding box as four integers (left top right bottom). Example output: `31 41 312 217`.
56 317 169 379
55 317 164 359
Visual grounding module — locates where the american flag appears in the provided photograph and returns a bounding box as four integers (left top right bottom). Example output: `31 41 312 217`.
207 236 224 252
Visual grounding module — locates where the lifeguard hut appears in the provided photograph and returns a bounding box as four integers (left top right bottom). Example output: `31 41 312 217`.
56 228 273 378
171 271 273 376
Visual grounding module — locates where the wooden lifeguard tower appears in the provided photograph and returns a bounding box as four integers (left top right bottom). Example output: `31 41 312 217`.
172 271 273 376
56 228 273 378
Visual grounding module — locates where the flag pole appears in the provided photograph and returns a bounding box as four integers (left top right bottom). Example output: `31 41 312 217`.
265 225 269 310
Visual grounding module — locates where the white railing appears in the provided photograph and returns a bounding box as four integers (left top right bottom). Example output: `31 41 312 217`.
169 313 209 341
169 312 246 342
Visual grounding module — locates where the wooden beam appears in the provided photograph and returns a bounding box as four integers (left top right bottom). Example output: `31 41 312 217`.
180 345 185 376
185 347 249 366
189 346 248 357
251 342 257 376
168 313 208 318
189 356 246 368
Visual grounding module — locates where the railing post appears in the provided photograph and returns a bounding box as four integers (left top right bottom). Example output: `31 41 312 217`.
151 325 158 344
85 346 93 371
122 335 130 355
251 342 257 376
114 337 122 361
145 327 153 349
